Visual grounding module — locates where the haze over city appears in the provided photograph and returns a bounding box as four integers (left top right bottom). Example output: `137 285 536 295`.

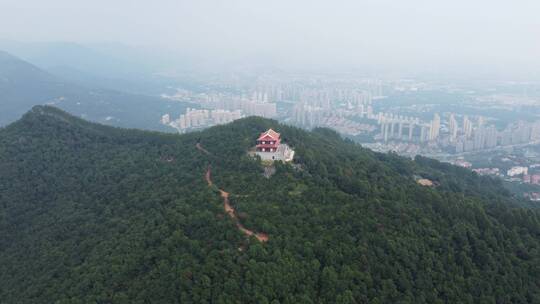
2 0 540 77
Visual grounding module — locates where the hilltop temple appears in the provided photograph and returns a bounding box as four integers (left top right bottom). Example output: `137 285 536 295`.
255 129 294 162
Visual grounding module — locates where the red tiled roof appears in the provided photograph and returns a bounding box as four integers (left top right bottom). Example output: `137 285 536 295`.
257 129 280 141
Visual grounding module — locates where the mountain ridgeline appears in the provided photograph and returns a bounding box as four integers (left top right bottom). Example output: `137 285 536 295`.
1 106 539 303
0 50 191 131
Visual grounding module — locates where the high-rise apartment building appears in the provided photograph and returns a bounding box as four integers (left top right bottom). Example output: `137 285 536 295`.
449 114 458 141
463 115 473 138
429 114 440 141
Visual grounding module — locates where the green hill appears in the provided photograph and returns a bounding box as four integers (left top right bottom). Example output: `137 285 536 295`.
1 106 539 303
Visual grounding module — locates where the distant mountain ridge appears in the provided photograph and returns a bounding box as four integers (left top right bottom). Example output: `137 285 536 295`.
0 50 192 131
1 106 539 303
0 40 189 95
0 50 57 82
0 40 151 78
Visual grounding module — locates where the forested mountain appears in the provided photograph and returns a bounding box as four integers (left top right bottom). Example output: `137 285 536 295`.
1 106 539 303
0 50 191 130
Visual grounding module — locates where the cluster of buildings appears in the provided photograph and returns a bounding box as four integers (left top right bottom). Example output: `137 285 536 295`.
161 89 279 133
453 159 472 168
507 166 528 177
197 92 277 118
377 112 422 142
508 167 540 186
524 192 540 201
523 174 540 184
374 112 540 155
506 166 540 185
251 79 383 104
288 81 384 129
322 115 377 136
161 78 540 159
291 103 326 127
472 165 540 185
472 168 500 175
162 77 386 136
161 108 243 133
452 117 539 153
291 95 376 128
292 102 379 135
521 170 540 201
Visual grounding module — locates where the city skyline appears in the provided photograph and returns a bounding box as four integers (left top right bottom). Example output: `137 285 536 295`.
160 75 540 160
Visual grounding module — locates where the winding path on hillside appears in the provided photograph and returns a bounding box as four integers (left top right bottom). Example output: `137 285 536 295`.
196 142 211 155
198 142 268 242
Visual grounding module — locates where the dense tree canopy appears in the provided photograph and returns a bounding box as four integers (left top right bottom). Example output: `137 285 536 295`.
1 106 539 303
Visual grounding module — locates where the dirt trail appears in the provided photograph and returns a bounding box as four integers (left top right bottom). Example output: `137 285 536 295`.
205 168 212 186
204 165 268 243
198 141 268 242
196 142 211 155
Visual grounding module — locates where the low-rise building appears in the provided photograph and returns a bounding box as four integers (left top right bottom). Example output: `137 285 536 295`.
473 168 500 176
454 159 472 168
255 129 295 162
507 166 528 177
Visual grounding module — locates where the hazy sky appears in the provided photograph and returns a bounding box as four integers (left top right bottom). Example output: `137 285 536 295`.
1 0 539 75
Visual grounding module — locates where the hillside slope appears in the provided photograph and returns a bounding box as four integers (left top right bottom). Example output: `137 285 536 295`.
0 40 154 81
1 106 539 303
0 50 190 130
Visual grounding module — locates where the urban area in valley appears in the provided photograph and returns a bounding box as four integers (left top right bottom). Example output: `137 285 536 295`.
160 73 540 201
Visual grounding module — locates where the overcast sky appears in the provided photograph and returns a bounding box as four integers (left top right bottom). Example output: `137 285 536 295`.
1 0 539 76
